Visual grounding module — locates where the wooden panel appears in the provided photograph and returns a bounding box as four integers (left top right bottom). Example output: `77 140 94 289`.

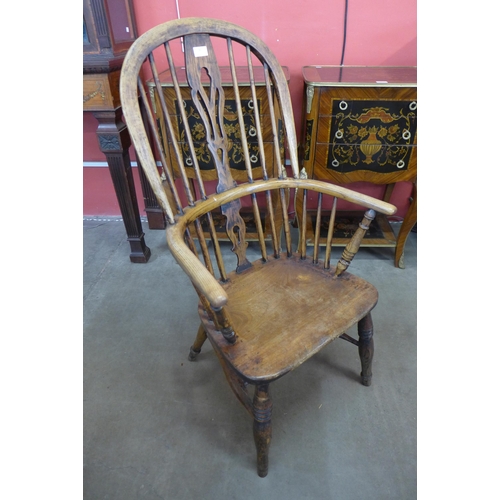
165 142 277 182
313 143 417 184
303 65 417 87
159 86 272 117
151 71 285 183
315 107 416 146
152 65 290 87
83 70 121 111
318 86 417 115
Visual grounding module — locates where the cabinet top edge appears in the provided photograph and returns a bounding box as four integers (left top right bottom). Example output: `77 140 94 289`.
302 66 417 87
146 66 290 87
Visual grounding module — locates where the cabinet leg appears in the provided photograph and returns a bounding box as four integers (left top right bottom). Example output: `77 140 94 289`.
137 159 167 229
136 98 167 230
94 109 151 263
394 183 417 269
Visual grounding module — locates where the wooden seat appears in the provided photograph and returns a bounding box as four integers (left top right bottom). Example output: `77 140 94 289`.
203 255 378 382
120 17 396 477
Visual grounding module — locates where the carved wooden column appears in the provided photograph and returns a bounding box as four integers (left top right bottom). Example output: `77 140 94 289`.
93 108 151 262
84 64 151 263
136 161 167 229
83 0 152 262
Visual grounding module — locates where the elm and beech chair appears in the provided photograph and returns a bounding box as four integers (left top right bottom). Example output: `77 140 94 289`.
120 18 396 477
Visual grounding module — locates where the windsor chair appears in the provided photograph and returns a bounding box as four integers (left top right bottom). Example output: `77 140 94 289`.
120 18 396 477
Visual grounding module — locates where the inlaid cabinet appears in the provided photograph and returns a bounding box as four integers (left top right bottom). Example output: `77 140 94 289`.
147 66 289 241
299 66 417 268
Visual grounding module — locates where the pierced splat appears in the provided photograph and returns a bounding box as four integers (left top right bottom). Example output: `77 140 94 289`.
184 33 251 272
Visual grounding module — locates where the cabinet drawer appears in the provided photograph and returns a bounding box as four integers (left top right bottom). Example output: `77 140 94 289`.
83 72 121 111
316 99 417 146
158 86 273 117
310 97 416 178
165 141 279 181
314 143 416 174
148 67 287 181
154 90 283 178
158 95 276 145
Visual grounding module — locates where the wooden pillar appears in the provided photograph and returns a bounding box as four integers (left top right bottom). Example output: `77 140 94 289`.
93 108 151 263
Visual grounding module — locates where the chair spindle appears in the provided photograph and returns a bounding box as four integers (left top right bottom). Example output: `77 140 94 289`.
299 189 308 259
149 49 196 206
227 39 254 182
265 190 280 258
335 209 376 276
280 188 292 257
313 192 323 264
137 78 183 219
263 64 283 178
251 193 268 262
323 197 338 269
246 46 268 180
212 305 237 344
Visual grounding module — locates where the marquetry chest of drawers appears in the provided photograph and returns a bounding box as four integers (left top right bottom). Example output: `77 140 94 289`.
299 66 417 268
147 66 289 240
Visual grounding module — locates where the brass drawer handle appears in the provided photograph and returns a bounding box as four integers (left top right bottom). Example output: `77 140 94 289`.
339 100 348 111
409 101 417 111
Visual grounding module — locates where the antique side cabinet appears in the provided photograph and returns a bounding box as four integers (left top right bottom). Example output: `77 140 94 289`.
147 66 290 241
84 0 156 262
299 66 417 268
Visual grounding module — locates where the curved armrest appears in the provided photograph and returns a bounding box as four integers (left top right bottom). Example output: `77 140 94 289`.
165 178 396 308
166 222 228 309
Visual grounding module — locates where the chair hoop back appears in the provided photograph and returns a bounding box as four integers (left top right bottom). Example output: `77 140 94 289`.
120 18 299 225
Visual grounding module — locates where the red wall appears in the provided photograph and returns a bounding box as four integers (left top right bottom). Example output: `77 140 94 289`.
83 0 416 217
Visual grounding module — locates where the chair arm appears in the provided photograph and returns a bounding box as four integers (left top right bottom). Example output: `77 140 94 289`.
165 178 396 304
166 222 228 309
167 179 396 218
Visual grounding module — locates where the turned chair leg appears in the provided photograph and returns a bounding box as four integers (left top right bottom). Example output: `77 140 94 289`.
253 384 273 477
358 312 374 386
188 323 207 361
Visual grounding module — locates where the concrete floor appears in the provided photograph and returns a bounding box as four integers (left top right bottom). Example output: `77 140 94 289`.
83 218 416 499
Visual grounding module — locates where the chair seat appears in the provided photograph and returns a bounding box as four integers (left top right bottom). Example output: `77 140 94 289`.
200 254 378 383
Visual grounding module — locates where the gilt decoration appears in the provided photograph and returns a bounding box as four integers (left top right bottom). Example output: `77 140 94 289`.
327 100 417 173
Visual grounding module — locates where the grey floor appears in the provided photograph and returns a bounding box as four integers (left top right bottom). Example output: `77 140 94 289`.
83 218 416 499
